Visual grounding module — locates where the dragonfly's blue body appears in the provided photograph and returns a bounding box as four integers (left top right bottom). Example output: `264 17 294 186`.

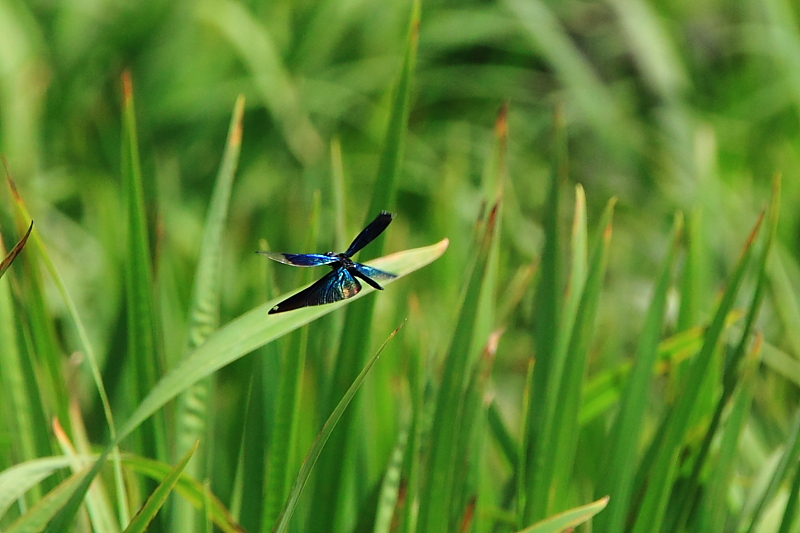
259 211 397 314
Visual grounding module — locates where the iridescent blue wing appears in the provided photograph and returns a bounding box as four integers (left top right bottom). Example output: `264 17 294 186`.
352 263 396 281
344 211 395 257
269 267 361 314
350 263 397 291
257 251 337 267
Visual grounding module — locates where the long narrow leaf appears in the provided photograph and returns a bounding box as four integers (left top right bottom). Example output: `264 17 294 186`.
272 322 406 533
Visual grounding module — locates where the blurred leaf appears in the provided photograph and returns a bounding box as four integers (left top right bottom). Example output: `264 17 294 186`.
6 469 88 533
504 0 635 153
631 211 764 533
0 457 77 518
198 1 322 165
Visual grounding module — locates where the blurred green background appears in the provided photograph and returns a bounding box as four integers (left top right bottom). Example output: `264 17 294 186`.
2 0 800 531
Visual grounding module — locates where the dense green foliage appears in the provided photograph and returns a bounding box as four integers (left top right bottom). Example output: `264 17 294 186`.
2 0 800 532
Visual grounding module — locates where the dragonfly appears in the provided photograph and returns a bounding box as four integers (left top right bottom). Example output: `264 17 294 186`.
259 211 397 314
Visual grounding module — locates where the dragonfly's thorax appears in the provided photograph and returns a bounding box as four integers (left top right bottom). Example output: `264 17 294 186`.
330 253 354 270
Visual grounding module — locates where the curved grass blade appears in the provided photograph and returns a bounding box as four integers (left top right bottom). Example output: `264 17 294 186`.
514 496 609 533
172 95 244 533
0 457 78 519
43 240 447 531
52 418 119 533
271 321 406 533
121 454 244 533
123 441 198 533
0 219 32 279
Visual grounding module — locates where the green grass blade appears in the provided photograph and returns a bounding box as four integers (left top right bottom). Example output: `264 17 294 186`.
310 2 419 528
630 211 764 533
121 454 244 533
121 71 166 463
262 195 321 531
548 197 614 511
42 240 447 531
272 322 406 533
514 496 609 533
522 106 565 525
529 185 588 519
0 219 31 279
123 441 198 533
52 418 119 533
172 95 244 533
419 205 498 533
594 213 682 533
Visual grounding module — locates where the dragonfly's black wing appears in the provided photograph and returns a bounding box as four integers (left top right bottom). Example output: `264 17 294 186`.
269 267 361 314
258 252 337 267
344 211 394 257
